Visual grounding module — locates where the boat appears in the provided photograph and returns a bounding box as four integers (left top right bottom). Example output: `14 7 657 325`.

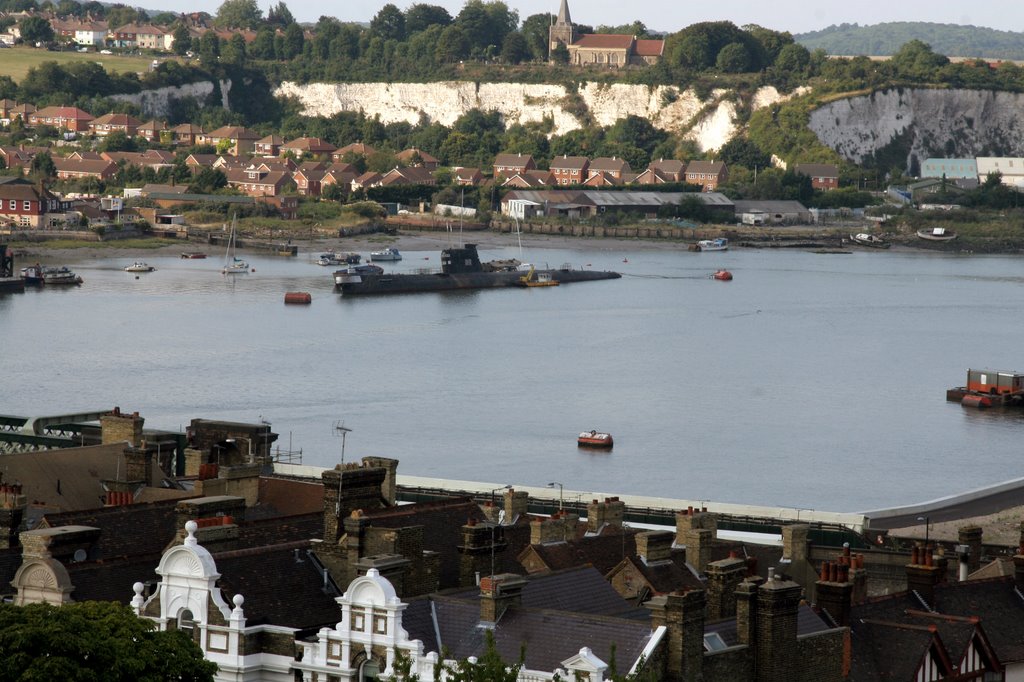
917 227 958 242
334 243 620 295
578 430 614 448
693 238 728 252
317 251 361 266
849 233 891 249
711 269 733 281
370 247 402 262
124 262 155 272
516 266 560 288
21 264 83 285
181 252 208 259
221 217 249 275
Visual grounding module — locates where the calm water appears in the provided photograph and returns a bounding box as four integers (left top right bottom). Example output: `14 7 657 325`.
2 241 1022 512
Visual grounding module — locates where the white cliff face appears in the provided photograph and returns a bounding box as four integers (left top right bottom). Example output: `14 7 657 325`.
809 88 1024 168
273 81 796 152
111 80 232 118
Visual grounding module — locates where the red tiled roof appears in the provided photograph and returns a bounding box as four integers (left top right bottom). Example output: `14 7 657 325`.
634 39 665 57
574 34 633 50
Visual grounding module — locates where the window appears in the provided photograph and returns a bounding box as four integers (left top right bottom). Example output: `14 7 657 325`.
23 201 31 211
373 615 387 634
352 608 365 631
8 200 14 210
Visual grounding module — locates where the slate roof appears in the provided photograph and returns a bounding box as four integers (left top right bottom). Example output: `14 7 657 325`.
648 159 686 175
794 163 839 178
686 160 727 175
706 603 834 647
614 554 704 595
519 528 638 576
494 153 535 169
550 155 589 171
38 499 182 560
589 157 631 174
255 476 324 517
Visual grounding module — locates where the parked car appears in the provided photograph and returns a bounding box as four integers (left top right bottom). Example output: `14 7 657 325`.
100 49 112 54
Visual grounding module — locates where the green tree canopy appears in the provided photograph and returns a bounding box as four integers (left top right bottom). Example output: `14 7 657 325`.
370 3 406 42
266 1 294 27
19 15 54 43
520 12 552 61
405 3 452 34
0 601 217 681
500 32 529 64
214 0 262 29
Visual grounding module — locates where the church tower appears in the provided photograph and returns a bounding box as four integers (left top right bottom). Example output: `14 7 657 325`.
548 0 576 57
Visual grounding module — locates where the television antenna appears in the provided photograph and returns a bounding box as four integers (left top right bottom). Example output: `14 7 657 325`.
332 421 352 517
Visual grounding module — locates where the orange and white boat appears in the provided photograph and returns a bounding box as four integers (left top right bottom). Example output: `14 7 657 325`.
712 269 733 281
578 430 613 448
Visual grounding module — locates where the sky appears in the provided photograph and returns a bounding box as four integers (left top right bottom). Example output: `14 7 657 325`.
165 0 1020 34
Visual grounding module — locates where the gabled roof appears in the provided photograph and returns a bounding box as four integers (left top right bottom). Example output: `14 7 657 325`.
648 158 686 175
794 163 839 178
32 106 94 121
137 120 167 132
90 113 142 127
519 527 638 576
573 34 634 50
686 160 727 175
335 142 376 157
494 153 535 168
550 155 589 171
589 157 631 173
281 137 337 154
172 123 203 134
396 148 439 164
205 125 259 140
53 157 117 175
256 135 283 145
634 39 665 57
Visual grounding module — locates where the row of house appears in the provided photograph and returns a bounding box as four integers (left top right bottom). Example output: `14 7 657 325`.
0 406 1022 681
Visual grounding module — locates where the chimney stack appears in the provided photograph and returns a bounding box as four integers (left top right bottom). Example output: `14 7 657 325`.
646 589 706 682
1013 536 1024 593
906 543 944 607
755 574 803 682
706 552 748 620
530 512 576 544
458 521 505 588
479 573 527 624
781 524 809 564
504 488 529 522
0 482 27 550
957 525 983 573
636 530 674 564
100 407 144 447
815 561 854 626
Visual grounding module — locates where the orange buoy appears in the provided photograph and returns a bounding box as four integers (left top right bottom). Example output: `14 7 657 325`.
284 291 312 305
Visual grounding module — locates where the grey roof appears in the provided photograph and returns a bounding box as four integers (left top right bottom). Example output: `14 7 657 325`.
732 200 809 214
504 189 734 209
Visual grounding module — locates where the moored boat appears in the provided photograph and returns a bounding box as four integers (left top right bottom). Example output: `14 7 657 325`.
221 216 249 275
516 266 560 288
712 269 733 281
21 264 83 285
124 262 155 273
317 251 360 266
917 227 958 242
370 247 402 262
578 430 613 448
181 252 208 259
849 233 891 249
692 238 728 252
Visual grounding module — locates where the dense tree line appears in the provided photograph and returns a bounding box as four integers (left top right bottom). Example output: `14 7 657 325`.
796 22 1024 61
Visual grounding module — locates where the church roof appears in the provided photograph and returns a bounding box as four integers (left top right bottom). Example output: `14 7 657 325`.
573 34 634 50
635 39 665 57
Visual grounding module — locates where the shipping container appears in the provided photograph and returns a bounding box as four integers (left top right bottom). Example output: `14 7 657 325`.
966 369 1024 394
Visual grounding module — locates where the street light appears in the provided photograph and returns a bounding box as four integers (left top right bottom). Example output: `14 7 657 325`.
490 484 511 507
547 482 564 511
917 515 931 552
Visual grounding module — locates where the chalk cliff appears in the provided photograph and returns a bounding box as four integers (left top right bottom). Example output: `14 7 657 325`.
274 81 799 152
809 88 1024 170
111 80 232 118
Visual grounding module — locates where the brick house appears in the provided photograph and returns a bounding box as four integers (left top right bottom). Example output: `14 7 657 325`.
549 155 589 185
171 123 203 146
53 157 117 181
453 167 483 186
0 179 69 229
280 137 337 159
108 24 167 50
379 166 436 186
794 163 840 191
28 106 94 132
548 0 663 67
225 168 291 197
685 160 728 191
0 99 16 122
292 168 326 196
493 153 536 178
254 135 283 157
333 142 377 162
88 113 143 138
199 126 260 156
396 147 440 171
72 20 108 46
588 156 632 182
136 120 168 142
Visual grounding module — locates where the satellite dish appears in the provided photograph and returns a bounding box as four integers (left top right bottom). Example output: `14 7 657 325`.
72 549 87 563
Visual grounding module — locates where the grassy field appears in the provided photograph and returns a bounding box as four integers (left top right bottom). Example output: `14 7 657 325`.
0 46 168 82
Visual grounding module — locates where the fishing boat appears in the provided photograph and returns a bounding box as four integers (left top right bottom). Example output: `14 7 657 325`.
317 251 361 266
21 264 83 285
578 430 614 449
693 238 728 252
849 233 890 249
917 227 958 242
221 217 249 275
124 261 155 272
370 247 402 262
180 252 208 259
712 269 733 281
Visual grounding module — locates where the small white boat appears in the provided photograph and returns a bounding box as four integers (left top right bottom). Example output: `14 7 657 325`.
370 247 402 262
222 216 249 275
850 233 890 249
694 238 728 252
124 261 155 272
917 227 958 242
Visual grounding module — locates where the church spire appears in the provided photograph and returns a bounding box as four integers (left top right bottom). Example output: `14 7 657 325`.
557 0 571 26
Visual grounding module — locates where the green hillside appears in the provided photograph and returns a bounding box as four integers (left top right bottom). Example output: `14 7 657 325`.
796 22 1024 60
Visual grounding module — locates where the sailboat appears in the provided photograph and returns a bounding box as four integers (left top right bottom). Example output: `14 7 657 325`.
221 216 249 275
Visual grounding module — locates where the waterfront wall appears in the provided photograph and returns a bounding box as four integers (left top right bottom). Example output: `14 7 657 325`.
274 81 804 152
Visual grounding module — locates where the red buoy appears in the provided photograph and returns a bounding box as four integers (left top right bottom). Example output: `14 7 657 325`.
284 292 312 305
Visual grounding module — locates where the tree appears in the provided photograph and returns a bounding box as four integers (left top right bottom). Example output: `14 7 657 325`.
100 130 137 153
222 32 247 66
198 30 220 68
774 43 810 74
251 27 275 59
551 42 569 64
30 150 55 179
405 3 452 34
190 166 227 193
105 5 145 30
172 25 192 56
0 601 216 681
716 41 751 73
370 3 406 42
19 16 54 43
718 137 770 170
500 32 529 64
456 0 519 58
435 24 469 63
520 13 552 61
282 22 304 59
214 0 262 29
266 1 294 27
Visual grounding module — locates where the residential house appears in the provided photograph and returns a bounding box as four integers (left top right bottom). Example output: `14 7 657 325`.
396 147 439 170
53 157 117 181
108 24 167 50
333 142 376 162
225 167 291 197
646 158 686 182
9 103 35 121
453 167 483 186
588 156 631 182
0 179 69 229
28 106 94 132
733 200 811 225
280 137 337 159
321 168 356 195
582 171 621 187
920 157 978 180
253 134 282 157
976 157 1024 187
501 170 554 188
549 155 589 185
493 152 536 178
102 150 176 172
351 171 382 191
136 120 168 142
292 167 326 196
378 166 436 187
88 112 142 138
171 123 203 146
548 0 663 67
794 163 840 191
0 98 16 123
684 159 728 191
199 126 259 156
184 153 218 174
0 145 38 172
73 20 108 46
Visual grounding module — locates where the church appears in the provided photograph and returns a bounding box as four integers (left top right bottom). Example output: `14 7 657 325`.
548 0 664 68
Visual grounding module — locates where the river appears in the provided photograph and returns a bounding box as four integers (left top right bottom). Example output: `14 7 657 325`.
2 239 1022 513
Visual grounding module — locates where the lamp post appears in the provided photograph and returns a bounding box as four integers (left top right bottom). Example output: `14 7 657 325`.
547 482 564 512
917 515 930 552
489 484 511 507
